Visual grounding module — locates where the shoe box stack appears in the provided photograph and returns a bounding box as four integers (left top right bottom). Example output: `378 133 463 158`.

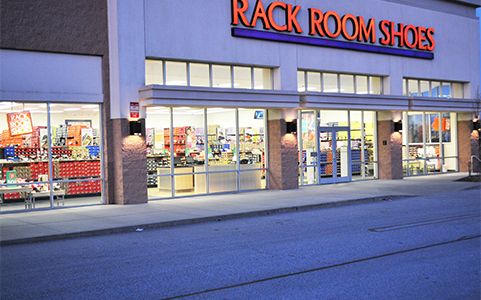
164 127 188 155
56 160 101 179
3 147 16 159
51 147 72 158
86 146 100 158
66 180 101 195
70 146 90 160
30 162 49 179
29 126 47 148
67 125 86 147
54 126 68 146
319 152 334 176
0 130 24 148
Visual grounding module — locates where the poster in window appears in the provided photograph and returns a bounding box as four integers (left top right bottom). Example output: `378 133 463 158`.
7 111 33 136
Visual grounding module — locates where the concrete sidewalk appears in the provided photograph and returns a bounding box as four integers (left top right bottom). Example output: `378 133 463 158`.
1 173 479 245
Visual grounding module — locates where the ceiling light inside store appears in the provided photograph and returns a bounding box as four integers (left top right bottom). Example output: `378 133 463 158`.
81 105 99 109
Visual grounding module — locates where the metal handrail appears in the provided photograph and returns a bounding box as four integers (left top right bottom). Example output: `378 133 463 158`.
469 155 481 177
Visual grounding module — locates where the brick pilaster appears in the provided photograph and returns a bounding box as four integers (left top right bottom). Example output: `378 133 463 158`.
267 118 299 190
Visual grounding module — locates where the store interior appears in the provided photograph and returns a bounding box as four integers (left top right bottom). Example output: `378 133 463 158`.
0 102 102 212
145 107 266 199
403 112 458 176
299 110 377 185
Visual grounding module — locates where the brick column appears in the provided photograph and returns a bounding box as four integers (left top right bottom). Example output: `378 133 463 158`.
377 112 403 179
108 118 148 204
471 129 480 172
457 113 473 172
267 110 299 190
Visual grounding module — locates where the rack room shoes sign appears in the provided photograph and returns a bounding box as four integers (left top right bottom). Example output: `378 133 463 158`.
231 0 435 59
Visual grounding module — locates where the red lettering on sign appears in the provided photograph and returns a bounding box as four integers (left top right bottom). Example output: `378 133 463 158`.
231 0 250 27
390 22 405 47
323 11 342 38
403 24 418 49
251 0 271 29
426 28 436 51
416 26 428 51
358 17 376 44
286 4 302 33
231 0 436 53
267 1 288 31
340 14 359 41
308 8 325 36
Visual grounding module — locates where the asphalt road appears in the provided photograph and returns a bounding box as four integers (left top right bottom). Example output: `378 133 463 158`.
1 188 480 300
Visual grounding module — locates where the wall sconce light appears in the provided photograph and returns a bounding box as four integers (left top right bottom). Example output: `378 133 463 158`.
129 120 143 136
286 120 297 134
473 119 481 131
394 120 403 133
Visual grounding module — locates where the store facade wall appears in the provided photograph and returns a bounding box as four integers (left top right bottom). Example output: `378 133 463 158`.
106 0 480 203
3 0 479 209
0 0 110 211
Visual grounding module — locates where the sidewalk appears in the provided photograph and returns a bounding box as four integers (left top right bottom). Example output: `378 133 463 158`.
1 173 479 245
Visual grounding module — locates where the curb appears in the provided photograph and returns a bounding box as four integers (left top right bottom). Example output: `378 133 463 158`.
1 194 413 246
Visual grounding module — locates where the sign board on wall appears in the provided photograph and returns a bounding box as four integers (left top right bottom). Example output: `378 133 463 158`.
231 0 435 59
7 111 33 136
130 102 140 119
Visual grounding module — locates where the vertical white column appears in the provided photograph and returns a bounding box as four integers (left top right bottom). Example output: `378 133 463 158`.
108 0 146 120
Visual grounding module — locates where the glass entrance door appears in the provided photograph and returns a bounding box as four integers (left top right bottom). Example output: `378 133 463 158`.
318 127 352 184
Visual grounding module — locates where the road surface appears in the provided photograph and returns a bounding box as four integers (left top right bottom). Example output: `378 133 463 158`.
1 188 480 299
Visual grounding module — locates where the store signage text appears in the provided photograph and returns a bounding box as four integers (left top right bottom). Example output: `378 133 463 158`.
130 102 140 119
231 0 435 59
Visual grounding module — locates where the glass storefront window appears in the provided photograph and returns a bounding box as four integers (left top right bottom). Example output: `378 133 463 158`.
408 79 419 96
405 78 463 99
212 65 232 88
298 71 383 95
165 61 187 86
239 109 266 190
356 76 368 95
297 71 306 92
427 113 440 143
146 60 273 91
420 80 430 97
299 109 378 185
340 74 355 93
299 111 317 185
145 60 163 85
145 107 267 199
253 68 272 90
441 82 451 98
320 110 348 127
369 77 382 95
441 113 452 143
189 63 210 87
408 113 423 144
403 112 458 176
173 107 206 196
234 66 252 89
0 102 103 212
49 104 102 208
145 107 172 199
323 73 339 93
431 81 441 97
307 72 321 92
452 83 463 98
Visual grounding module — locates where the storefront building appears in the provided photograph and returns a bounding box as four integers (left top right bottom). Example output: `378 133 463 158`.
1 0 480 211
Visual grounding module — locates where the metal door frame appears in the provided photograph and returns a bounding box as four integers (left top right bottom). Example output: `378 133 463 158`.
318 126 352 184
